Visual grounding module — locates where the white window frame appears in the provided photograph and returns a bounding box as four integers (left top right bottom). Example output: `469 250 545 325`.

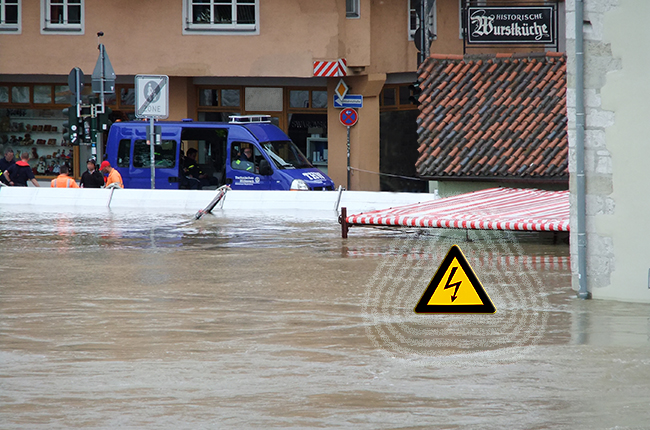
346 0 360 19
183 0 259 35
41 0 84 35
409 0 436 42
0 0 20 34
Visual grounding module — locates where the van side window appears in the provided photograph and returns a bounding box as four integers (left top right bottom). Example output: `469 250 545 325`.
133 139 177 168
117 139 131 167
231 142 259 173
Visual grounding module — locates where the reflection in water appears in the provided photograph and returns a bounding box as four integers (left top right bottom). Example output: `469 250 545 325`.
0 208 649 428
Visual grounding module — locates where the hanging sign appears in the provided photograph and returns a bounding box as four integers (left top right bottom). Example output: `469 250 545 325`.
466 5 555 45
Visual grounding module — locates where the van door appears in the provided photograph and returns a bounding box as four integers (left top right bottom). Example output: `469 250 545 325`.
180 127 228 189
226 141 272 190
129 136 180 189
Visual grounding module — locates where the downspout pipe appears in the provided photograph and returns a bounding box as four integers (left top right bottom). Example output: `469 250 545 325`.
575 0 591 299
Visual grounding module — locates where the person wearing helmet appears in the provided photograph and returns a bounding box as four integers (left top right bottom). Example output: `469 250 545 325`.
80 158 105 188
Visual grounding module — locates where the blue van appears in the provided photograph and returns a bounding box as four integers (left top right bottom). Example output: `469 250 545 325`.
104 116 335 190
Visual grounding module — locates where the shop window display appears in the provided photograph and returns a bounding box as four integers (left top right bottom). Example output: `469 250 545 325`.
0 108 74 177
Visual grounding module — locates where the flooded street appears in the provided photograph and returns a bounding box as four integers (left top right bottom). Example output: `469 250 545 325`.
1 207 649 429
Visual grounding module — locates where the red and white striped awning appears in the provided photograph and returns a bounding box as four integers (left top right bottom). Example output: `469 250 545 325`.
346 187 570 232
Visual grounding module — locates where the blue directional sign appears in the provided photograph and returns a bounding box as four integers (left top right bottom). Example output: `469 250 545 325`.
334 94 363 109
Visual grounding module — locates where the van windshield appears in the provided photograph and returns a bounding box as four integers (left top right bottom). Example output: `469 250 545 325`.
261 140 312 169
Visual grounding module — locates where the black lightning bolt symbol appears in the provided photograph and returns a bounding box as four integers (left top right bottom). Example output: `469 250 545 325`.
443 267 462 302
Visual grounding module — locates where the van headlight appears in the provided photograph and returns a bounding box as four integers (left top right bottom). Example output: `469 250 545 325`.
290 179 309 190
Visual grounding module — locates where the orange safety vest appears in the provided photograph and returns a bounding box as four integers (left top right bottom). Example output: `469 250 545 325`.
105 169 124 188
51 175 79 188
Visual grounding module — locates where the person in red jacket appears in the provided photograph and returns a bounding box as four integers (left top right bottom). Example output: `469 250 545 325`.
50 165 79 188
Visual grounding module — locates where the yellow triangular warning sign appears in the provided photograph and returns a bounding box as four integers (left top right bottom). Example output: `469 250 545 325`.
414 245 496 314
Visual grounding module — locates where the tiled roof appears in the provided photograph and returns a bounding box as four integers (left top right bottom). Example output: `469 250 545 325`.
414 52 568 182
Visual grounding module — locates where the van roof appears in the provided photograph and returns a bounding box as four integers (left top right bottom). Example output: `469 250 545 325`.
110 121 288 142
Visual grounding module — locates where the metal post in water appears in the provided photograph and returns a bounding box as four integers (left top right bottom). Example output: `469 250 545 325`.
346 125 351 190
340 207 348 239
149 117 155 189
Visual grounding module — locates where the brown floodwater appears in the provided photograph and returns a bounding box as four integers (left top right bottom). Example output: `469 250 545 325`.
0 206 649 429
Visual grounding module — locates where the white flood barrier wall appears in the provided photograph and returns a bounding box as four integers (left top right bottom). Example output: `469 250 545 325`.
0 187 438 217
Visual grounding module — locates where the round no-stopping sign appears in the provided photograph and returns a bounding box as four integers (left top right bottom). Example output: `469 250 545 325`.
339 108 358 127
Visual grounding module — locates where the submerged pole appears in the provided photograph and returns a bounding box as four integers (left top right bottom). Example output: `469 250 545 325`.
340 207 349 239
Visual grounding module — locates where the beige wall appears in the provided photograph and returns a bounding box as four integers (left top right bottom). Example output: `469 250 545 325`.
582 0 650 302
429 0 465 55
0 0 417 79
327 74 384 190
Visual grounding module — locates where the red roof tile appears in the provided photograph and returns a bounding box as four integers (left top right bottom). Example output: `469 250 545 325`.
415 53 567 181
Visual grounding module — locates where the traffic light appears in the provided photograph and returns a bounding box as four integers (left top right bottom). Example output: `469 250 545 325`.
62 106 81 145
80 105 92 144
409 81 422 106
97 106 113 132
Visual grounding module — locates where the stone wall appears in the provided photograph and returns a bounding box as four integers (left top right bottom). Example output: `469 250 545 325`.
566 0 619 292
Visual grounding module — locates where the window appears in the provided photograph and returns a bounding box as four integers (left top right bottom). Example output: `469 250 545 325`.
11 86 29 104
184 0 258 34
230 142 258 172
199 88 241 107
117 139 131 168
0 84 71 106
133 139 177 168
288 89 328 109
409 0 436 41
41 0 83 34
0 0 20 33
34 85 53 104
380 84 419 111
346 0 359 18
261 141 311 170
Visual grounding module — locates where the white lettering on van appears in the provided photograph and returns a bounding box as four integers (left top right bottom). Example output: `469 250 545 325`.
303 172 325 181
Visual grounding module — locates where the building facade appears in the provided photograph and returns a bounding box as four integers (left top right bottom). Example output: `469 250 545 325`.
0 0 428 189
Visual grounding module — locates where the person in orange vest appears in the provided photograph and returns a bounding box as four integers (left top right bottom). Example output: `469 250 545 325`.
50 164 79 188
100 160 124 189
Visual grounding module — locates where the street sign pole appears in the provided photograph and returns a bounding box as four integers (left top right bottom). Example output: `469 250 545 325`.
135 74 169 189
149 118 155 189
347 125 351 190
92 43 116 164
339 108 358 190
